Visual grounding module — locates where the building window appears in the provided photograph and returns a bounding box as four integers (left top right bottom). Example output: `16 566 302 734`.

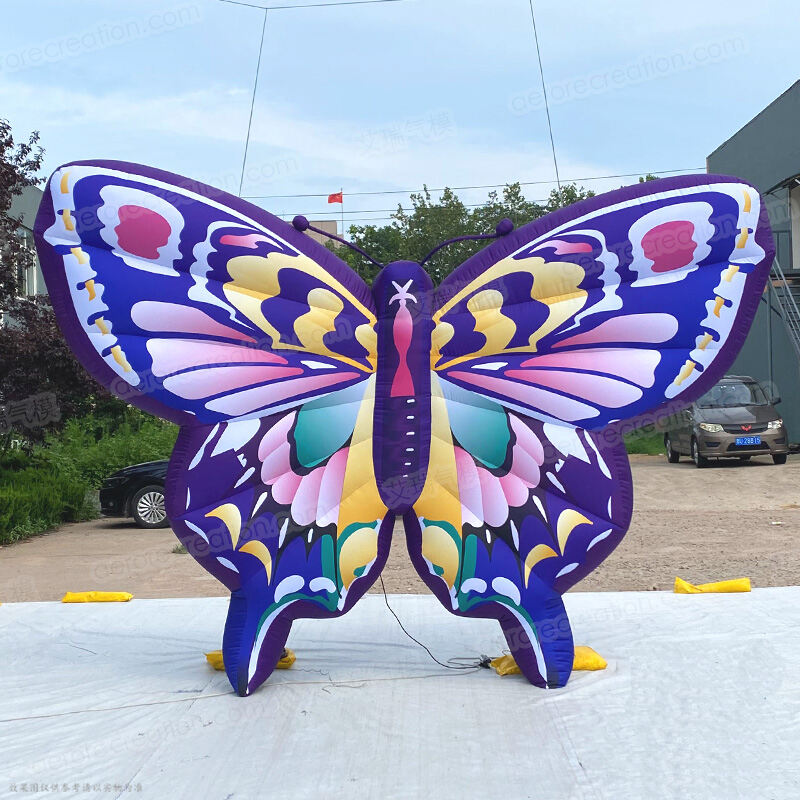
16 228 40 296
790 181 800 274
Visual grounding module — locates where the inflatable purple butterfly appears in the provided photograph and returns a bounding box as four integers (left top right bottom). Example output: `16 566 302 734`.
35 162 773 695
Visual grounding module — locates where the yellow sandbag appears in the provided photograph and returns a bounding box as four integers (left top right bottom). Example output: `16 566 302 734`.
573 645 607 671
277 648 296 669
205 650 225 671
674 577 751 594
61 591 133 603
205 648 296 671
490 646 606 676
489 654 520 676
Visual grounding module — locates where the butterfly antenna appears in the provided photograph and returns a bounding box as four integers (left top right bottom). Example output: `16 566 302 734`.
420 217 515 267
292 215 384 268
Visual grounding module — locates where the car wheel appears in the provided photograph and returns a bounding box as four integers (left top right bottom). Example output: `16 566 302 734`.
665 435 680 463
131 485 169 528
691 437 708 468
773 454 788 465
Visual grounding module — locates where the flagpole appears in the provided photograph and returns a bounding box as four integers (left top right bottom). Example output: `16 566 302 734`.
340 187 345 240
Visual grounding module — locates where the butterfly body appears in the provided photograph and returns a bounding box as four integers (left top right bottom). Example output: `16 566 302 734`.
373 261 433 513
34 162 774 695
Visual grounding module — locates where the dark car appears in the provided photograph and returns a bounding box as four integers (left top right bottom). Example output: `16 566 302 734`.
664 375 788 467
100 460 169 528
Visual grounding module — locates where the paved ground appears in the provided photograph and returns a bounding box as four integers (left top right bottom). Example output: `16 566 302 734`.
1 454 798 601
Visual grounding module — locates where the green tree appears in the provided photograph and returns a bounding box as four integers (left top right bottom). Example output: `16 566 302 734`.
0 120 124 447
0 120 43 306
332 181 595 284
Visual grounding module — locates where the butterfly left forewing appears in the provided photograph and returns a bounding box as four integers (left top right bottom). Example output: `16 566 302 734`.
35 160 377 425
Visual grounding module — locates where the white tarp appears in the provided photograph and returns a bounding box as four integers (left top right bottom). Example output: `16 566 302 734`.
1 589 799 799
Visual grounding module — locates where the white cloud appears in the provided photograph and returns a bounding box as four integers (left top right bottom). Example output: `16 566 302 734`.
0 78 619 210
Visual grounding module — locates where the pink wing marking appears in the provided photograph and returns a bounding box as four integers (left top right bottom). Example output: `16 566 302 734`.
519 349 659 388
272 471 302 505
447 371 599 422
509 415 545 466
291 467 325 526
535 239 593 255
258 413 296 461
504 368 643 409
642 221 697 272
148 339 288 377
499 473 529 506
131 301 256 342
256 418 349 526
477 467 509 528
115 206 171 259
552 313 678 349
451 416 544 528
219 233 272 249
162 365 305 401
206 372 361 417
316 448 348 526
260 440 292 484
454 446 483 527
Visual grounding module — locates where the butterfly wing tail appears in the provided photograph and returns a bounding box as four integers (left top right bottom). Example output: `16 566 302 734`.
498 575 574 688
402 511 573 687
220 511 396 696
224 588 293 697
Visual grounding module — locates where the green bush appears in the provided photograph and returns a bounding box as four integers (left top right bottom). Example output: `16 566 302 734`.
39 411 178 489
0 466 96 544
624 425 665 455
0 408 178 543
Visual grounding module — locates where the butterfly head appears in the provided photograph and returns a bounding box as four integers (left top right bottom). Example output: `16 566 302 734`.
390 279 416 306
373 260 432 312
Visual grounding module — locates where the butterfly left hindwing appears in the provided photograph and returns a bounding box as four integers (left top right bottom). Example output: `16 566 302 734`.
168 376 390 695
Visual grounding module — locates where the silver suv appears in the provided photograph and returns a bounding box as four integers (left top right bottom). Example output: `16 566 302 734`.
664 376 788 467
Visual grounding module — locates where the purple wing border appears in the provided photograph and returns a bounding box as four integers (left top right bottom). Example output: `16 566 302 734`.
34 182 196 426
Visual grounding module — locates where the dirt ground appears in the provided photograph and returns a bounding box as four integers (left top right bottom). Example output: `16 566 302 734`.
1 454 798 602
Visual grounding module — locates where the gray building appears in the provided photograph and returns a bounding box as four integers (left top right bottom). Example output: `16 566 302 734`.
707 81 800 444
7 184 45 297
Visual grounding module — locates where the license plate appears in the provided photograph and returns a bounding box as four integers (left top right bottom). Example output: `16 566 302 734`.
735 436 761 446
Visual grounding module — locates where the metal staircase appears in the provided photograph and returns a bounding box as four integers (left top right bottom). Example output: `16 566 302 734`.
770 258 800 361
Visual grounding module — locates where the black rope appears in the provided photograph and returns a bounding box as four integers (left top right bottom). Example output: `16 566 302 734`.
378 576 491 670
527 0 561 191
239 7 268 197
221 0 408 10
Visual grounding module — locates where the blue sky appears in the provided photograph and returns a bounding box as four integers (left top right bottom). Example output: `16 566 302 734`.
1 0 798 226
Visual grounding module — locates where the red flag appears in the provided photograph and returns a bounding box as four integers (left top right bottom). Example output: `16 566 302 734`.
328 191 343 204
